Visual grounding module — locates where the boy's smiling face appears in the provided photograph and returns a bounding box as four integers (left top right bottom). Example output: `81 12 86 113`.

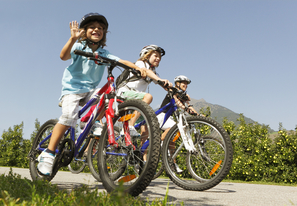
86 21 105 42
177 81 188 91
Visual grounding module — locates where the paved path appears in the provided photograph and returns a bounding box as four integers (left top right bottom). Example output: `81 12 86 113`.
1 167 296 206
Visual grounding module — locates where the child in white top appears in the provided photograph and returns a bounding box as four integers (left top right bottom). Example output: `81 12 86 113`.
117 45 172 135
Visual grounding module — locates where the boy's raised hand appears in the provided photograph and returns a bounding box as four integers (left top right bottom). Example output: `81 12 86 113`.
69 21 84 40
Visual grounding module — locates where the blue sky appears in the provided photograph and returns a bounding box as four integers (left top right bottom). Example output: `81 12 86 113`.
1 0 296 139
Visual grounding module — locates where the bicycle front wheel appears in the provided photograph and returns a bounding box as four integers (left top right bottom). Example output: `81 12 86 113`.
162 116 233 191
97 99 161 197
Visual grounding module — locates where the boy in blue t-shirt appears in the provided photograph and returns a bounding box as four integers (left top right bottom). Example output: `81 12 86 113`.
37 13 146 176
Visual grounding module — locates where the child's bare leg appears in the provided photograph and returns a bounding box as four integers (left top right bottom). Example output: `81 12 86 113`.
129 93 153 126
140 125 149 162
47 123 70 152
161 128 170 141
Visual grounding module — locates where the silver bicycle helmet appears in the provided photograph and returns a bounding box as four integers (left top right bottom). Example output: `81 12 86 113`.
139 45 165 57
79 13 108 29
174 75 191 84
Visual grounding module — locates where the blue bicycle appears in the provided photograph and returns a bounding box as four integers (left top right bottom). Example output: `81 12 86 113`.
133 82 233 191
28 50 161 197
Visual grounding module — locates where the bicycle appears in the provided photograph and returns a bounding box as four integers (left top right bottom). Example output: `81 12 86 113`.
138 82 233 190
28 50 161 196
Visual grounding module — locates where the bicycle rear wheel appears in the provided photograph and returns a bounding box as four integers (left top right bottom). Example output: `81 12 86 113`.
97 99 161 197
68 137 90 174
162 116 233 191
28 119 59 181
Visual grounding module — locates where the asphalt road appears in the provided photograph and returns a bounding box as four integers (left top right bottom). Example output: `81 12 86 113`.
1 167 296 206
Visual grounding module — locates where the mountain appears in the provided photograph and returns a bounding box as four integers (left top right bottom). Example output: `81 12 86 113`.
190 98 260 127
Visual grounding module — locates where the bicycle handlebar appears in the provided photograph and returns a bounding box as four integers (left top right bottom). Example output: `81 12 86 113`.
74 50 141 77
158 80 200 116
158 81 190 101
157 80 178 93
74 50 95 58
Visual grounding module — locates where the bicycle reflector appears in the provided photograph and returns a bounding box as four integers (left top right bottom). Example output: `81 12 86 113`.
119 114 135 122
173 132 180 142
118 174 136 183
209 160 222 176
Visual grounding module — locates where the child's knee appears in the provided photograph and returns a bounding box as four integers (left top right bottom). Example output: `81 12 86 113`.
143 93 153 104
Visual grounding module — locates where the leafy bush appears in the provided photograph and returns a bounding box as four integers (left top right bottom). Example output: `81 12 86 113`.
268 128 297 183
223 114 297 183
0 123 31 168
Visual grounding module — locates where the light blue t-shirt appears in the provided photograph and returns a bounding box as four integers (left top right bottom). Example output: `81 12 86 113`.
60 42 120 99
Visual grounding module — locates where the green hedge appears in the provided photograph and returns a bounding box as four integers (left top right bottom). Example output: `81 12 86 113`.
223 114 297 183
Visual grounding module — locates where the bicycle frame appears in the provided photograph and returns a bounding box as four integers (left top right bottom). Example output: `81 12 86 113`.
97 88 179 158
134 88 197 153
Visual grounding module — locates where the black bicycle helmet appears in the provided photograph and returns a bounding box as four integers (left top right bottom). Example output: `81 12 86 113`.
79 12 108 29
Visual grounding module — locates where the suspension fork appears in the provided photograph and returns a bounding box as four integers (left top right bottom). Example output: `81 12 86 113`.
105 96 117 146
118 113 136 150
176 113 196 153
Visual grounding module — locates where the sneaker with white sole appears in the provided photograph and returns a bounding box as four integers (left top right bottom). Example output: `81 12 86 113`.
174 163 183 174
93 121 103 136
120 126 141 137
129 126 140 137
37 151 55 176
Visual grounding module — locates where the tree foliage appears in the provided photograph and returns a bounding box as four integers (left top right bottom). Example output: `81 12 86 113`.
223 114 297 183
0 122 30 168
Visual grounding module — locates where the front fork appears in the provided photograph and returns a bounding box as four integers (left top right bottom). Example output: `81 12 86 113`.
105 96 117 146
105 95 135 150
177 113 196 153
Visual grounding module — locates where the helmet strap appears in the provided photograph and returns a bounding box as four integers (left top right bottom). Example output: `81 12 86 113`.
145 59 155 69
82 39 100 50
176 83 187 94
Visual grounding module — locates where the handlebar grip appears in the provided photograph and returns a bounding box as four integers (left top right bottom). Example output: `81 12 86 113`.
157 80 165 87
134 69 141 77
74 50 95 58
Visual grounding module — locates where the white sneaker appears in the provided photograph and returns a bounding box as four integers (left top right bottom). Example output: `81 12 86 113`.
174 163 183 174
129 126 140 137
37 151 55 176
93 122 103 136
120 126 141 137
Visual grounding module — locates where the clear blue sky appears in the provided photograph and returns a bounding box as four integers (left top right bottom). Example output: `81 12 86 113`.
1 0 296 139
